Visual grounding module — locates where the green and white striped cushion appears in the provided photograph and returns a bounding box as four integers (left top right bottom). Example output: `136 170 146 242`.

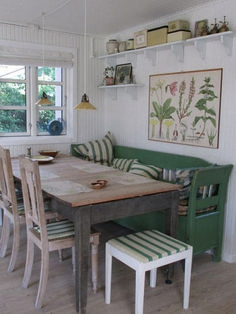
87 132 114 166
73 143 90 160
108 230 190 263
73 132 114 165
129 161 162 180
34 220 74 241
112 158 138 172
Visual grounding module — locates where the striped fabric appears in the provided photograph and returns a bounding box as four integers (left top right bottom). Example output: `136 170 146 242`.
108 230 190 263
87 132 114 166
112 158 138 172
129 161 162 180
73 143 90 160
34 220 74 241
73 132 114 166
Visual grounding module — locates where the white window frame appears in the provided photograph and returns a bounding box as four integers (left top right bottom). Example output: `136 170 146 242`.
0 40 77 145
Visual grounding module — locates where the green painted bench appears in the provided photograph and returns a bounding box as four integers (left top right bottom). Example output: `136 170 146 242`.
71 144 233 261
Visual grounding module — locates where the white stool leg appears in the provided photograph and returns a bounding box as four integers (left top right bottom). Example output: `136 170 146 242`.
150 268 157 288
105 243 112 304
183 249 193 309
136 268 146 314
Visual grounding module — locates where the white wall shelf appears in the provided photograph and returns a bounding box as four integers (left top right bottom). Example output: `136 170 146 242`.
98 83 144 100
98 31 234 63
186 31 234 59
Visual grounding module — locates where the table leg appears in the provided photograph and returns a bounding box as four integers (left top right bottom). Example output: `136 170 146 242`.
74 209 91 314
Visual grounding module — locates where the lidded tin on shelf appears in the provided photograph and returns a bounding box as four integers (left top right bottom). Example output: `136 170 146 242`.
106 39 119 54
126 38 134 50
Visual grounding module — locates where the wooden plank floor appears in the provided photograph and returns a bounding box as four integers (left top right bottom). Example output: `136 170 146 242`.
1 224 236 314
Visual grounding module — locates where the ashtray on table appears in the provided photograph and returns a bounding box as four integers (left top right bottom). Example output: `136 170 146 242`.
91 180 108 189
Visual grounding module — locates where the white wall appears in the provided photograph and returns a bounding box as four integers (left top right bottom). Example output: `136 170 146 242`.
102 0 236 262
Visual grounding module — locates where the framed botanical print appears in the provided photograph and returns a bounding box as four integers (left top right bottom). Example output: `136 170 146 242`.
148 68 223 148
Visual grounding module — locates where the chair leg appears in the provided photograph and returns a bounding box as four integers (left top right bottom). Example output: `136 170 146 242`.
35 249 49 309
8 220 20 272
58 249 63 262
22 238 34 288
105 243 112 304
0 214 11 258
183 250 193 309
90 234 100 293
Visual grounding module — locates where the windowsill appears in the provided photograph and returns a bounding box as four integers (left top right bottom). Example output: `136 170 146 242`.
0 134 76 145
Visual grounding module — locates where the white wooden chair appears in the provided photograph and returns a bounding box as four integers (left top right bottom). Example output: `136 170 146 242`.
105 230 193 314
19 156 100 309
0 146 56 272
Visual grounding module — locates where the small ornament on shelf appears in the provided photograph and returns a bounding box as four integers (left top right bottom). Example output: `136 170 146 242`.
209 18 219 34
103 66 114 85
219 16 229 33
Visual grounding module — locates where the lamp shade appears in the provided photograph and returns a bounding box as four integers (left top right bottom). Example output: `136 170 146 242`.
35 91 53 106
74 93 96 110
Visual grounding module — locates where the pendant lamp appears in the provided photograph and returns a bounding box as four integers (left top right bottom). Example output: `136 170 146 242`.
36 13 53 106
74 0 96 110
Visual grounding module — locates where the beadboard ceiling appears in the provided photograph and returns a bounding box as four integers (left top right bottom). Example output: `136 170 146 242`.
0 0 213 36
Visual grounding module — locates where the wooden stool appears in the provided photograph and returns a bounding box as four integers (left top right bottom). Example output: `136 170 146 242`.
105 230 193 314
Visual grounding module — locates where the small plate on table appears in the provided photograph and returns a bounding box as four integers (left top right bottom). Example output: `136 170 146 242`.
31 155 54 164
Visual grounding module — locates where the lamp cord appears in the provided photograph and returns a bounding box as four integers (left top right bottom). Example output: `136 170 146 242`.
84 0 87 93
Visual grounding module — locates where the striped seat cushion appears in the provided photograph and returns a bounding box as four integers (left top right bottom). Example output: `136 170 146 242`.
108 230 190 263
112 158 138 172
129 161 162 180
34 220 74 240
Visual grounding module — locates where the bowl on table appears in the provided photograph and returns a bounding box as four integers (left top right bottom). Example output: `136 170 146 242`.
39 150 59 158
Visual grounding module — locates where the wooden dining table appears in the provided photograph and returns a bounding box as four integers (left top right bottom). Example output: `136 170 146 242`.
12 154 180 314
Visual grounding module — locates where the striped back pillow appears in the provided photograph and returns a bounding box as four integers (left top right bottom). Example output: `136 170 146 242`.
129 161 162 180
87 132 114 166
72 132 114 166
112 158 138 172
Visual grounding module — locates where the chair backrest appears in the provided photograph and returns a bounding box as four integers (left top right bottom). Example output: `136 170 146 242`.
0 146 18 213
19 156 48 244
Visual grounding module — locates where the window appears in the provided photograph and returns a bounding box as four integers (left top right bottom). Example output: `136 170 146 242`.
0 64 67 137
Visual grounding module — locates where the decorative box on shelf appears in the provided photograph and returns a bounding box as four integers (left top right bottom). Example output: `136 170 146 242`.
167 30 192 43
168 20 190 32
147 26 168 47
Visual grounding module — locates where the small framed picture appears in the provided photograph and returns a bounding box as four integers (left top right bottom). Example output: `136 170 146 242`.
195 19 208 37
114 63 132 85
134 30 147 49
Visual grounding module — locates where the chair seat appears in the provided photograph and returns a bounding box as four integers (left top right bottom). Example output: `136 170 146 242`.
34 220 74 241
108 230 190 263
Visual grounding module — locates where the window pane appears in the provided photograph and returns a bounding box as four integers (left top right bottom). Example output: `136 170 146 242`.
0 82 26 107
38 110 63 132
38 67 62 82
0 109 26 132
0 65 25 80
38 84 62 107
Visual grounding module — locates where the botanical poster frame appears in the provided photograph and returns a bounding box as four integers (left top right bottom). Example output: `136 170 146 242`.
148 68 223 148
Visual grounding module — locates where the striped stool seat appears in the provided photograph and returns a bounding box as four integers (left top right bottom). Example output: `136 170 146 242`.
105 230 193 314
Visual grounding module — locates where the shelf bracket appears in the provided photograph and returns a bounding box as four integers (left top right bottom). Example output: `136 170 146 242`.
144 49 157 66
220 33 233 56
170 42 184 62
194 40 206 59
106 88 117 100
125 52 138 67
